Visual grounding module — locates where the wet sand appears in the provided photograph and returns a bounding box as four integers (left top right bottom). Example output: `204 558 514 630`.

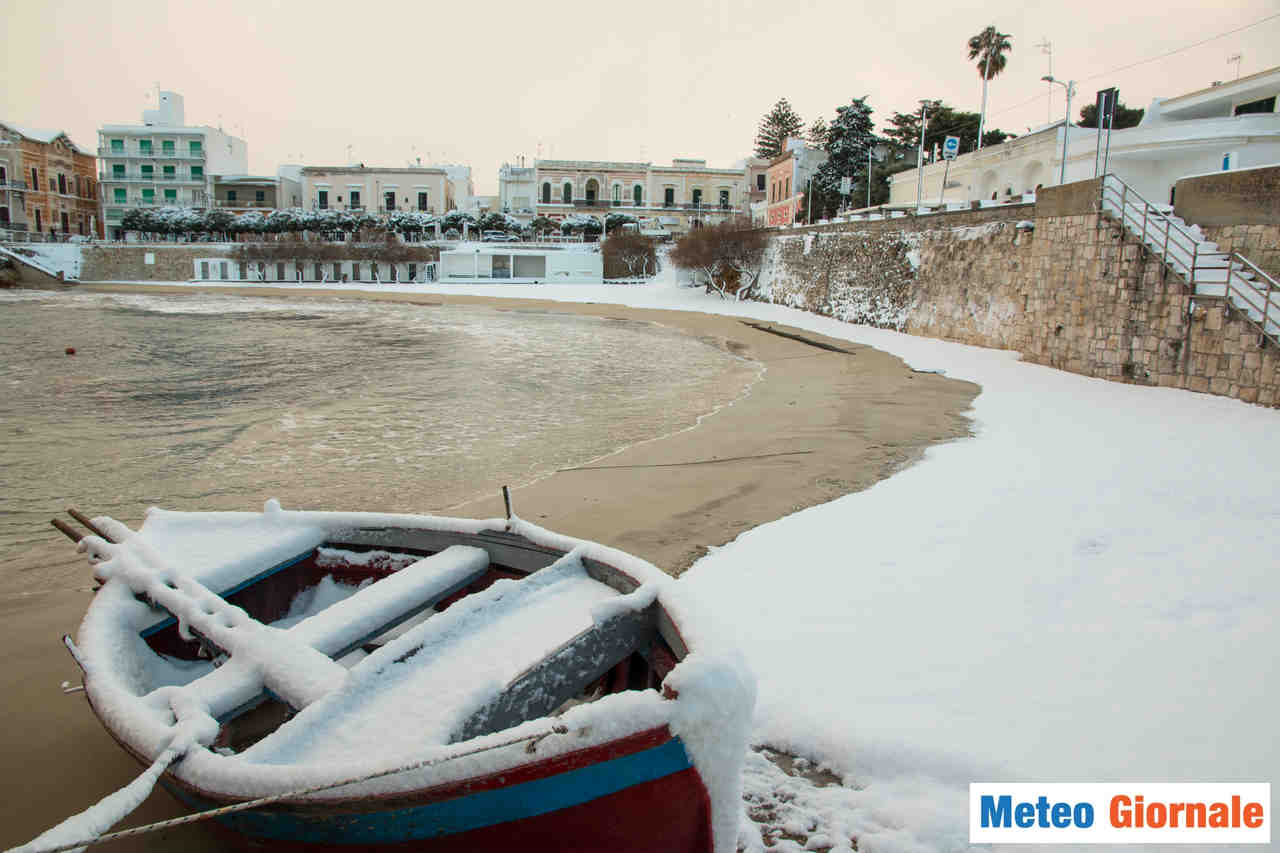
2 284 978 850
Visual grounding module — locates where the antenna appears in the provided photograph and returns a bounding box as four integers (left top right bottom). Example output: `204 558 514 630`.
1227 52 1243 80
1036 38 1053 123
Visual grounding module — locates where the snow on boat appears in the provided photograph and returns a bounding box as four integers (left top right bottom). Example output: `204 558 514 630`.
36 501 753 852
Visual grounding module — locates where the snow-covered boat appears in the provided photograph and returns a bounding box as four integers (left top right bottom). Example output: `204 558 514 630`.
39 501 753 853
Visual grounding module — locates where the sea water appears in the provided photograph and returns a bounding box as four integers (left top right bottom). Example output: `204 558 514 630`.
0 289 755 597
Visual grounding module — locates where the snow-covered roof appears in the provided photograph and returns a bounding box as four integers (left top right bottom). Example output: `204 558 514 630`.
0 121 87 153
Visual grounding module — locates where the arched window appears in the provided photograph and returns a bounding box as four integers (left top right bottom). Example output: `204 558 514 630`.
612 184 621 203
633 185 642 206
664 187 674 207
691 188 702 207
541 182 551 204
562 182 572 203
585 179 598 204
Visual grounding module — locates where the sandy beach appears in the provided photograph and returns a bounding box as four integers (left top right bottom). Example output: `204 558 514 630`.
3 284 978 850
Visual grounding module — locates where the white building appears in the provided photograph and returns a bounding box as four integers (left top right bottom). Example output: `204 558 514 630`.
439 164 474 213
498 161 536 221
98 91 247 236
300 165 451 213
890 66 1280 208
438 242 602 283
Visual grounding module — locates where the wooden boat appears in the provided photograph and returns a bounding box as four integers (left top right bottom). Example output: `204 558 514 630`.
49 500 753 852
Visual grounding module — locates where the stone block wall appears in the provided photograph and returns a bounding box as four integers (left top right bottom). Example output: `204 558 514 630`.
1174 165 1280 227
757 202 1280 407
81 245 234 281
1196 223 1280 281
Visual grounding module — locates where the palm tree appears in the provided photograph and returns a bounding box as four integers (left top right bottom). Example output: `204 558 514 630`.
968 26 1012 150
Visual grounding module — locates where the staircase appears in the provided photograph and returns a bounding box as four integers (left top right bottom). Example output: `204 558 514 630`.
1098 174 1279 345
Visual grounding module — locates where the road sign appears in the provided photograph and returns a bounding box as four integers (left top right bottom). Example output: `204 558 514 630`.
839 176 852 195
942 136 960 160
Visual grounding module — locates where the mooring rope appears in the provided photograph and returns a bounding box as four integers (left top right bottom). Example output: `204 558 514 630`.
9 724 569 853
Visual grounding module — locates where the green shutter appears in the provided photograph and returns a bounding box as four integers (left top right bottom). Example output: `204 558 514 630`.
191 166 203 179
142 188 155 203
139 140 152 154
164 189 176 201
162 140 174 154
113 188 126 203
189 140 202 154
163 166 175 179
110 139 124 152
141 165 153 177
112 164 125 177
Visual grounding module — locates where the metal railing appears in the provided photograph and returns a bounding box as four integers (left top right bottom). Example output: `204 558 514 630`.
1099 173 1279 345
0 180 28 191
98 147 206 159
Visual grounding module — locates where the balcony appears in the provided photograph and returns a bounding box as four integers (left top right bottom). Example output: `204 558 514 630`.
100 172 203 184
98 146 206 160
213 199 275 208
544 200 740 214
0 180 28 191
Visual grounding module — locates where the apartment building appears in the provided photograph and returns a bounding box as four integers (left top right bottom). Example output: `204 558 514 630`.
212 171 303 213
98 91 247 238
0 121 100 237
301 165 452 214
533 157 749 235
764 139 828 227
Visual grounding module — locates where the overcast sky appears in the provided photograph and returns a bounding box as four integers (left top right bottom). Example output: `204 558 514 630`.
5 0 1278 195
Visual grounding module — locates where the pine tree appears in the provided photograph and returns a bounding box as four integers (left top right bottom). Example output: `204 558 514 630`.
806 117 829 148
754 98 804 159
802 98 875 220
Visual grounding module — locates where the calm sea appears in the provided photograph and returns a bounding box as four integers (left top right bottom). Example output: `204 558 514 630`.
0 289 756 597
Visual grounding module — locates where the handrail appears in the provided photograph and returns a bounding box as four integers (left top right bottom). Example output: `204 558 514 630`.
1098 173 1278 347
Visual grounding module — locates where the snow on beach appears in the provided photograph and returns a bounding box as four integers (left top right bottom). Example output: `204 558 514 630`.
82 263 1279 851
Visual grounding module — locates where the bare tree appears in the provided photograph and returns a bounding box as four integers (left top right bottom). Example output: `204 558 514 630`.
670 219 769 300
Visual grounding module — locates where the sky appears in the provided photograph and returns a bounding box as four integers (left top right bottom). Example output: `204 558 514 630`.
4 0 1278 195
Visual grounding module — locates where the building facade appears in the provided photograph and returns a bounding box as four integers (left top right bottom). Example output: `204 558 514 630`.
890 66 1280 208
98 92 247 238
764 139 828 226
533 157 749 235
498 162 536 221
0 122 100 237
300 165 451 214
212 172 303 213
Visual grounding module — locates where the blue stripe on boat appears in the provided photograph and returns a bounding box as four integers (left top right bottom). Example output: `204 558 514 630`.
138 550 313 638
183 737 693 843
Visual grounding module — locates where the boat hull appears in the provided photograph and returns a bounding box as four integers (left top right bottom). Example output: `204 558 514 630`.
161 726 714 851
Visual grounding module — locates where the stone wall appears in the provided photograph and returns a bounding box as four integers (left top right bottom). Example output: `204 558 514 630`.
1174 165 1280 227
81 244 234 281
757 195 1280 407
1196 223 1280 281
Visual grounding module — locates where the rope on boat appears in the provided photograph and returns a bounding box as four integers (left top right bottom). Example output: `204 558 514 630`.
8 724 570 853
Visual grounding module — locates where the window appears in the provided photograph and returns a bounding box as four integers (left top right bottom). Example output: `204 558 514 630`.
113 187 126 204
1234 96 1276 116
142 188 155 204
408 262 417 281
256 190 265 202
110 139 124 153
418 191 428 210
201 261 209 280
720 189 730 209
277 262 286 280
390 264 398 282
163 165 175 180
384 191 395 211
585 179 598 204
0 207 8 226
664 188 674 207
164 188 177 202
349 190 360 209
314 263 323 281
227 190 237 202
112 164 125 179
634 185 642 206
757 174 765 191
139 140 152 155
34 209 41 232
785 177 790 197
0 166 5 185
58 174 67 194
542 182 551 204
318 190 328 209
692 189 702 206
613 184 621 203
32 167 39 189
191 166 203 180
140 164 153 179
61 212 69 233
333 262 342 281
162 140 175 155
189 140 202 155
562 182 572 203
352 263 362 281
219 262 228 280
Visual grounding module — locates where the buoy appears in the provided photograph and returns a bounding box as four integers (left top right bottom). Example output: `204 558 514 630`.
65 347 76 355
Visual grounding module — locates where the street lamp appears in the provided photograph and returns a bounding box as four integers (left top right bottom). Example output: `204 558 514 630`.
1042 75 1076 185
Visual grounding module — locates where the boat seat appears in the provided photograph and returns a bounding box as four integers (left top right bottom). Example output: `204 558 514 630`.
154 546 491 723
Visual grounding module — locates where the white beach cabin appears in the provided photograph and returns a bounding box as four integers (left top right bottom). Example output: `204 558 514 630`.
438 242 603 283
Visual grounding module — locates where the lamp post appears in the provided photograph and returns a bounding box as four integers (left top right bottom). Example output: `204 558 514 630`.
1041 75 1076 185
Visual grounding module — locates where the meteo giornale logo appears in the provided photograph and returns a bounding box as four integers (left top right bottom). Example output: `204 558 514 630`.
969 783 1271 844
